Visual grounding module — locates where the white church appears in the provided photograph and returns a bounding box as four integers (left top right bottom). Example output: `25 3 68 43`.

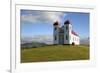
53 20 80 45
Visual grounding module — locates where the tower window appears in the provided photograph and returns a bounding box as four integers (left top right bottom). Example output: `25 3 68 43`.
55 36 56 40
66 34 68 40
55 27 57 30
66 26 68 30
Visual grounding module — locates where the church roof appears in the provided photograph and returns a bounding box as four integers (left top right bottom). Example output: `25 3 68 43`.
53 21 59 25
64 20 71 25
71 30 79 36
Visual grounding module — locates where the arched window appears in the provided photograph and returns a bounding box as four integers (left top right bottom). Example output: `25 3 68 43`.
55 27 57 30
66 34 68 40
55 36 56 40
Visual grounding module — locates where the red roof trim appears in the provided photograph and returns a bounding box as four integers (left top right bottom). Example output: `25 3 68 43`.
71 30 79 36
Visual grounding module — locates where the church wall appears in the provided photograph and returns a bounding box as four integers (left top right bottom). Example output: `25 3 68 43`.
53 20 80 45
71 34 80 45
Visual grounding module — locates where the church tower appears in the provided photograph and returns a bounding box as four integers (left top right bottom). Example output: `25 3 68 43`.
53 20 79 45
53 21 59 44
64 20 72 44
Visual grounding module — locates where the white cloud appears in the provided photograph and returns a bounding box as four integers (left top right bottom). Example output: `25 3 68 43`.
21 10 65 24
21 35 53 44
32 35 53 44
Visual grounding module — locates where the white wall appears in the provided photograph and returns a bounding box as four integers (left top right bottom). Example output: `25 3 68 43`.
71 34 80 45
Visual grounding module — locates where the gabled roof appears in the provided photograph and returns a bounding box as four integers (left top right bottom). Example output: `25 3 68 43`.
71 30 79 36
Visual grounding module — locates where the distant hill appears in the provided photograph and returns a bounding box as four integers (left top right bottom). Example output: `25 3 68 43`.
21 42 47 49
80 37 89 45
21 37 35 44
21 36 53 45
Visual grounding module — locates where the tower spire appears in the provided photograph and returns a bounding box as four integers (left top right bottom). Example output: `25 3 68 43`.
53 21 60 26
64 20 71 25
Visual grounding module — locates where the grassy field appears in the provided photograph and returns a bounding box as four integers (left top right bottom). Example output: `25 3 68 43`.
21 45 89 63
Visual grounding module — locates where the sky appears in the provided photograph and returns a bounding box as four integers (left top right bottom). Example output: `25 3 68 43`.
21 9 89 43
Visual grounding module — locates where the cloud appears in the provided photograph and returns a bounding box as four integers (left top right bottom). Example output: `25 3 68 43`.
21 10 65 24
21 35 53 44
32 35 53 44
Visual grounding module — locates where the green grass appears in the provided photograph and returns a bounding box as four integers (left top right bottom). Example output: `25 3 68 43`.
21 45 89 63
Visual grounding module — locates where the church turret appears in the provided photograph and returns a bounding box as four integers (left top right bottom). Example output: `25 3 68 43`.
53 21 59 44
53 20 79 45
64 20 72 44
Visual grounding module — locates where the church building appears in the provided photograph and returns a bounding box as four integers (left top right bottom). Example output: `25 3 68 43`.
53 20 80 45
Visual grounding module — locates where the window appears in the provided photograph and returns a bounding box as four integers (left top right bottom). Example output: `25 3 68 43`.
55 27 57 30
66 26 68 30
55 36 56 40
66 34 68 40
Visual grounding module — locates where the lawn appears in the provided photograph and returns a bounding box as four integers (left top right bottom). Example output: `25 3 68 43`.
21 45 89 63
